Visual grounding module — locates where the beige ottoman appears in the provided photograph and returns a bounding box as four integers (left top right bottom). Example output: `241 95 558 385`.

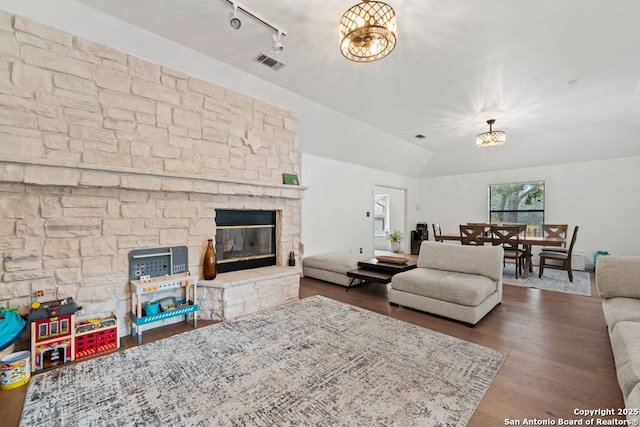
302 252 365 286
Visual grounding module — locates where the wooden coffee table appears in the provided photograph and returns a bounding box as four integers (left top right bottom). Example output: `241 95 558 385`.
346 257 417 291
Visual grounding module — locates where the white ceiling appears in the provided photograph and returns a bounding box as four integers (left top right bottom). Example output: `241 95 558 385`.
16 1 640 177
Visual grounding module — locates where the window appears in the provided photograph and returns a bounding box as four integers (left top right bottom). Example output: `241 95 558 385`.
374 195 389 235
38 323 48 338
489 181 545 236
60 319 69 334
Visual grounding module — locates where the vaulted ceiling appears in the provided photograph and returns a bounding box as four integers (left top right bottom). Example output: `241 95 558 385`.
5 0 640 177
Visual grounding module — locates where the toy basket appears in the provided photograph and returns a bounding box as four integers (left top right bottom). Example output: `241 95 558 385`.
0 343 15 359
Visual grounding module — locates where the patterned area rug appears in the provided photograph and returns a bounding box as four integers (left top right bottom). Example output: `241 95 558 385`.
503 264 592 296
20 296 506 427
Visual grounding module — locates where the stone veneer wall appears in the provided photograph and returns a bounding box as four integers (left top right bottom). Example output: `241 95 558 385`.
0 12 304 327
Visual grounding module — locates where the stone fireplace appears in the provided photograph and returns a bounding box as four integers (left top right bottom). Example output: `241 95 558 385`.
0 12 304 329
198 208 300 321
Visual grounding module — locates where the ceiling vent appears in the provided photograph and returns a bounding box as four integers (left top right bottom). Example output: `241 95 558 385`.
255 53 286 70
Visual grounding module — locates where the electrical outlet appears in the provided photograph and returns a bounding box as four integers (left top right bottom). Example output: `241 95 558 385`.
360 248 363 253
366 211 370 217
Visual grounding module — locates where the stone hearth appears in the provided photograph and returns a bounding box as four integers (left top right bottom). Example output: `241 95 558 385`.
199 266 299 321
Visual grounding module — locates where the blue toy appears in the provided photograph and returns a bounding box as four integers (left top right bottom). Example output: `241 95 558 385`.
0 310 27 353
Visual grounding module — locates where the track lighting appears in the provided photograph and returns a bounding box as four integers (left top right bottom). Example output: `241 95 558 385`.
225 1 287 50
229 4 241 30
272 32 284 52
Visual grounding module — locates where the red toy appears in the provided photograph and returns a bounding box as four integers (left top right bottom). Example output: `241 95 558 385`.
30 298 77 372
74 316 119 360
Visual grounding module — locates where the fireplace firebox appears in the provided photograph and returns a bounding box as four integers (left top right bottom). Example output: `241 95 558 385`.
214 210 277 273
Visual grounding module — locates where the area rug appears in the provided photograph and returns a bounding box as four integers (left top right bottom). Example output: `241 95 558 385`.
502 264 592 296
20 296 506 427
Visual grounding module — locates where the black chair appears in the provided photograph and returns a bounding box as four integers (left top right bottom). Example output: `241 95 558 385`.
459 224 485 246
539 226 579 282
432 223 443 242
491 224 527 278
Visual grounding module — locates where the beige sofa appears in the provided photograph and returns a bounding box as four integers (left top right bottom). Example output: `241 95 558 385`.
389 241 504 325
596 255 640 423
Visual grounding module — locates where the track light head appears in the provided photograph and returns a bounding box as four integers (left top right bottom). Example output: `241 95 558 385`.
272 32 284 52
230 16 241 29
229 4 241 29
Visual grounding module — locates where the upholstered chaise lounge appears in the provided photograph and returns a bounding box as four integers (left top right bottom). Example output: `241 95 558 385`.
389 241 504 325
302 252 365 287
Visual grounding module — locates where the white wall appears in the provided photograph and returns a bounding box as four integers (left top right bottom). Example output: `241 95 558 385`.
301 154 420 257
420 156 640 266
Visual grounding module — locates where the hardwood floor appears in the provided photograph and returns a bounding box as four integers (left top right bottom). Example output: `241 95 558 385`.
300 275 625 425
0 274 624 426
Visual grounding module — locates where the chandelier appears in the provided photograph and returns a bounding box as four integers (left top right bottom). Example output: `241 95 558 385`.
476 119 506 148
339 1 397 63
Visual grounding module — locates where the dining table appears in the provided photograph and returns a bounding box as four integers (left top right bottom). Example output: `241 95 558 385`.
436 234 566 279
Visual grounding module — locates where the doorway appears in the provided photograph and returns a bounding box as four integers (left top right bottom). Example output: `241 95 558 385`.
373 185 407 253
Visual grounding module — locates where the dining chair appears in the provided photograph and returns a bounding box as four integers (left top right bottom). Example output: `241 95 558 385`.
459 224 485 245
491 224 527 278
432 223 443 242
539 226 579 282
467 222 491 237
541 224 569 250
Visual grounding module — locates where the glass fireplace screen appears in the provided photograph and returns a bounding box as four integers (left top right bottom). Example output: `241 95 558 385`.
215 225 275 264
